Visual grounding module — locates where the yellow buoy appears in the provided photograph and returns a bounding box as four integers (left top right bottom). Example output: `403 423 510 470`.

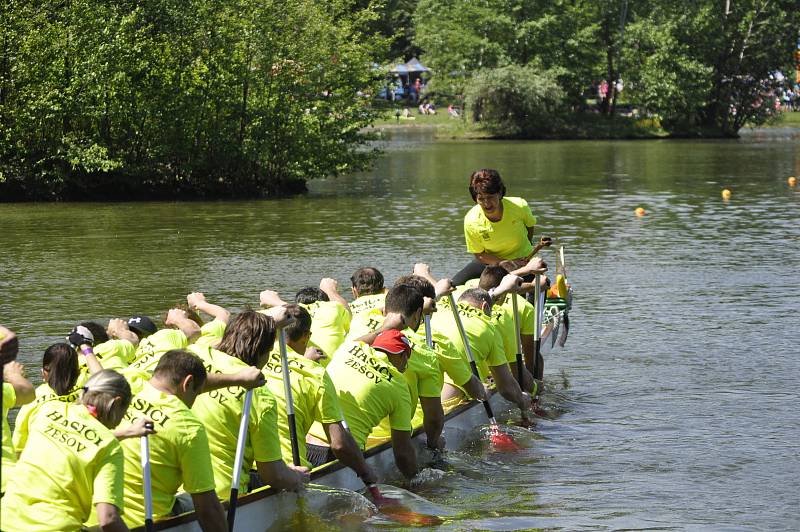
634 207 645 217
721 189 732 200
789 176 797 187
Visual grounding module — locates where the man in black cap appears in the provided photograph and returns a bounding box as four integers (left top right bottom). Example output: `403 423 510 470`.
127 315 158 339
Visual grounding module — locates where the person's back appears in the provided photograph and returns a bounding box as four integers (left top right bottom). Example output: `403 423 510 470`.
321 339 412 449
1 391 124 531
349 267 386 318
294 299 350 364
262 346 341 467
189 344 282 498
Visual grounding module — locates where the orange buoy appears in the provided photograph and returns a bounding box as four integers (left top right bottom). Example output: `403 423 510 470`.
635 207 646 217
789 176 797 187
721 189 732 200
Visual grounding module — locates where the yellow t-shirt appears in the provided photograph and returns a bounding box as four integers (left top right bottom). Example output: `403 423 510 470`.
500 293 536 336
314 340 412 449
2 382 17 492
464 196 536 260
430 301 506 383
345 307 386 342
294 301 351 365
118 382 216 527
129 329 188 375
194 319 227 347
348 293 386 318
75 339 137 387
262 346 342 468
0 402 124 532
189 345 283 498
369 329 442 441
13 382 82 455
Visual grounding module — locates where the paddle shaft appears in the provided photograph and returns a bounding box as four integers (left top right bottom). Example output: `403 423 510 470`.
278 329 302 466
227 388 254 532
423 314 433 348
446 293 498 424
140 424 155 532
511 293 524 386
532 274 541 379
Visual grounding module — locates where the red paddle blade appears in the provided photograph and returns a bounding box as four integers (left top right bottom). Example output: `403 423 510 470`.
368 485 444 527
490 428 522 451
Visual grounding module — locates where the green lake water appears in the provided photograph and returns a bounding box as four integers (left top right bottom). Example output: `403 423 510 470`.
2 125 799 530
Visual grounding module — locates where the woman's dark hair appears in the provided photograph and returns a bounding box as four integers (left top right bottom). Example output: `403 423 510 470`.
217 310 276 367
79 321 109 345
295 287 329 304
42 343 80 395
468 169 506 202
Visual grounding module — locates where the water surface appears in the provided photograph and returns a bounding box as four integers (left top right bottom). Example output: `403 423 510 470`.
2 127 799 530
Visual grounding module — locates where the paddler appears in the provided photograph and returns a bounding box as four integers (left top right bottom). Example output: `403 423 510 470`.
349 267 387 317
1 369 153 532
189 309 309 500
116 349 227 531
128 308 202 374
430 287 533 424
261 304 378 487
451 168 551 286
346 281 446 452
13 342 83 455
260 277 352 364
1 325 35 494
308 289 422 479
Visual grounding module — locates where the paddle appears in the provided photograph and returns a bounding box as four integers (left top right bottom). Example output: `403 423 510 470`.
423 314 433 349
227 388 254 531
532 273 541 381
278 329 301 466
511 293 524 387
446 293 519 451
140 421 155 532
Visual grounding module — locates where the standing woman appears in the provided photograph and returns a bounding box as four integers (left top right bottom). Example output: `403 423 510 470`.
452 169 549 286
1 370 150 532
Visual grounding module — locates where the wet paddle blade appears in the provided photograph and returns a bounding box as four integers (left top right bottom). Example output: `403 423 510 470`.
367 484 445 527
489 429 522 452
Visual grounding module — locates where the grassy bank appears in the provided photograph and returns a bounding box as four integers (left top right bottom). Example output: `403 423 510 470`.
369 107 670 140
758 111 800 128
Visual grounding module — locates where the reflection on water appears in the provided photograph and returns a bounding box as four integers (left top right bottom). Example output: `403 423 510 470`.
2 129 800 529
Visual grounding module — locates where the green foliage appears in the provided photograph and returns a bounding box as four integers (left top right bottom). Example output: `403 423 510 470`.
0 0 386 200
412 0 800 138
465 64 566 137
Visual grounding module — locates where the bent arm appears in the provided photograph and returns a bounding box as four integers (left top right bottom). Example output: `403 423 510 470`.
96 502 129 532
461 374 487 402
420 396 445 450
326 422 377 485
188 293 231 325
390 429 418 479
191 490 227 532
319 279 350 314
490 363 529 415
3 362 34 406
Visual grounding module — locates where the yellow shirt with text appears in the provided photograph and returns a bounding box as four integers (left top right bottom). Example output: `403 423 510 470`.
13 382 82 455
118 382 216 526
348 293 385 318
0 402 124 532
430 300 506 383
128 329 188 375
262 346 343 467
189 345 283 498
312 340 412 449
464 196 536 260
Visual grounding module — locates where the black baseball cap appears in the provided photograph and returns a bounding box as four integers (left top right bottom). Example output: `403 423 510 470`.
127 316 157 337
